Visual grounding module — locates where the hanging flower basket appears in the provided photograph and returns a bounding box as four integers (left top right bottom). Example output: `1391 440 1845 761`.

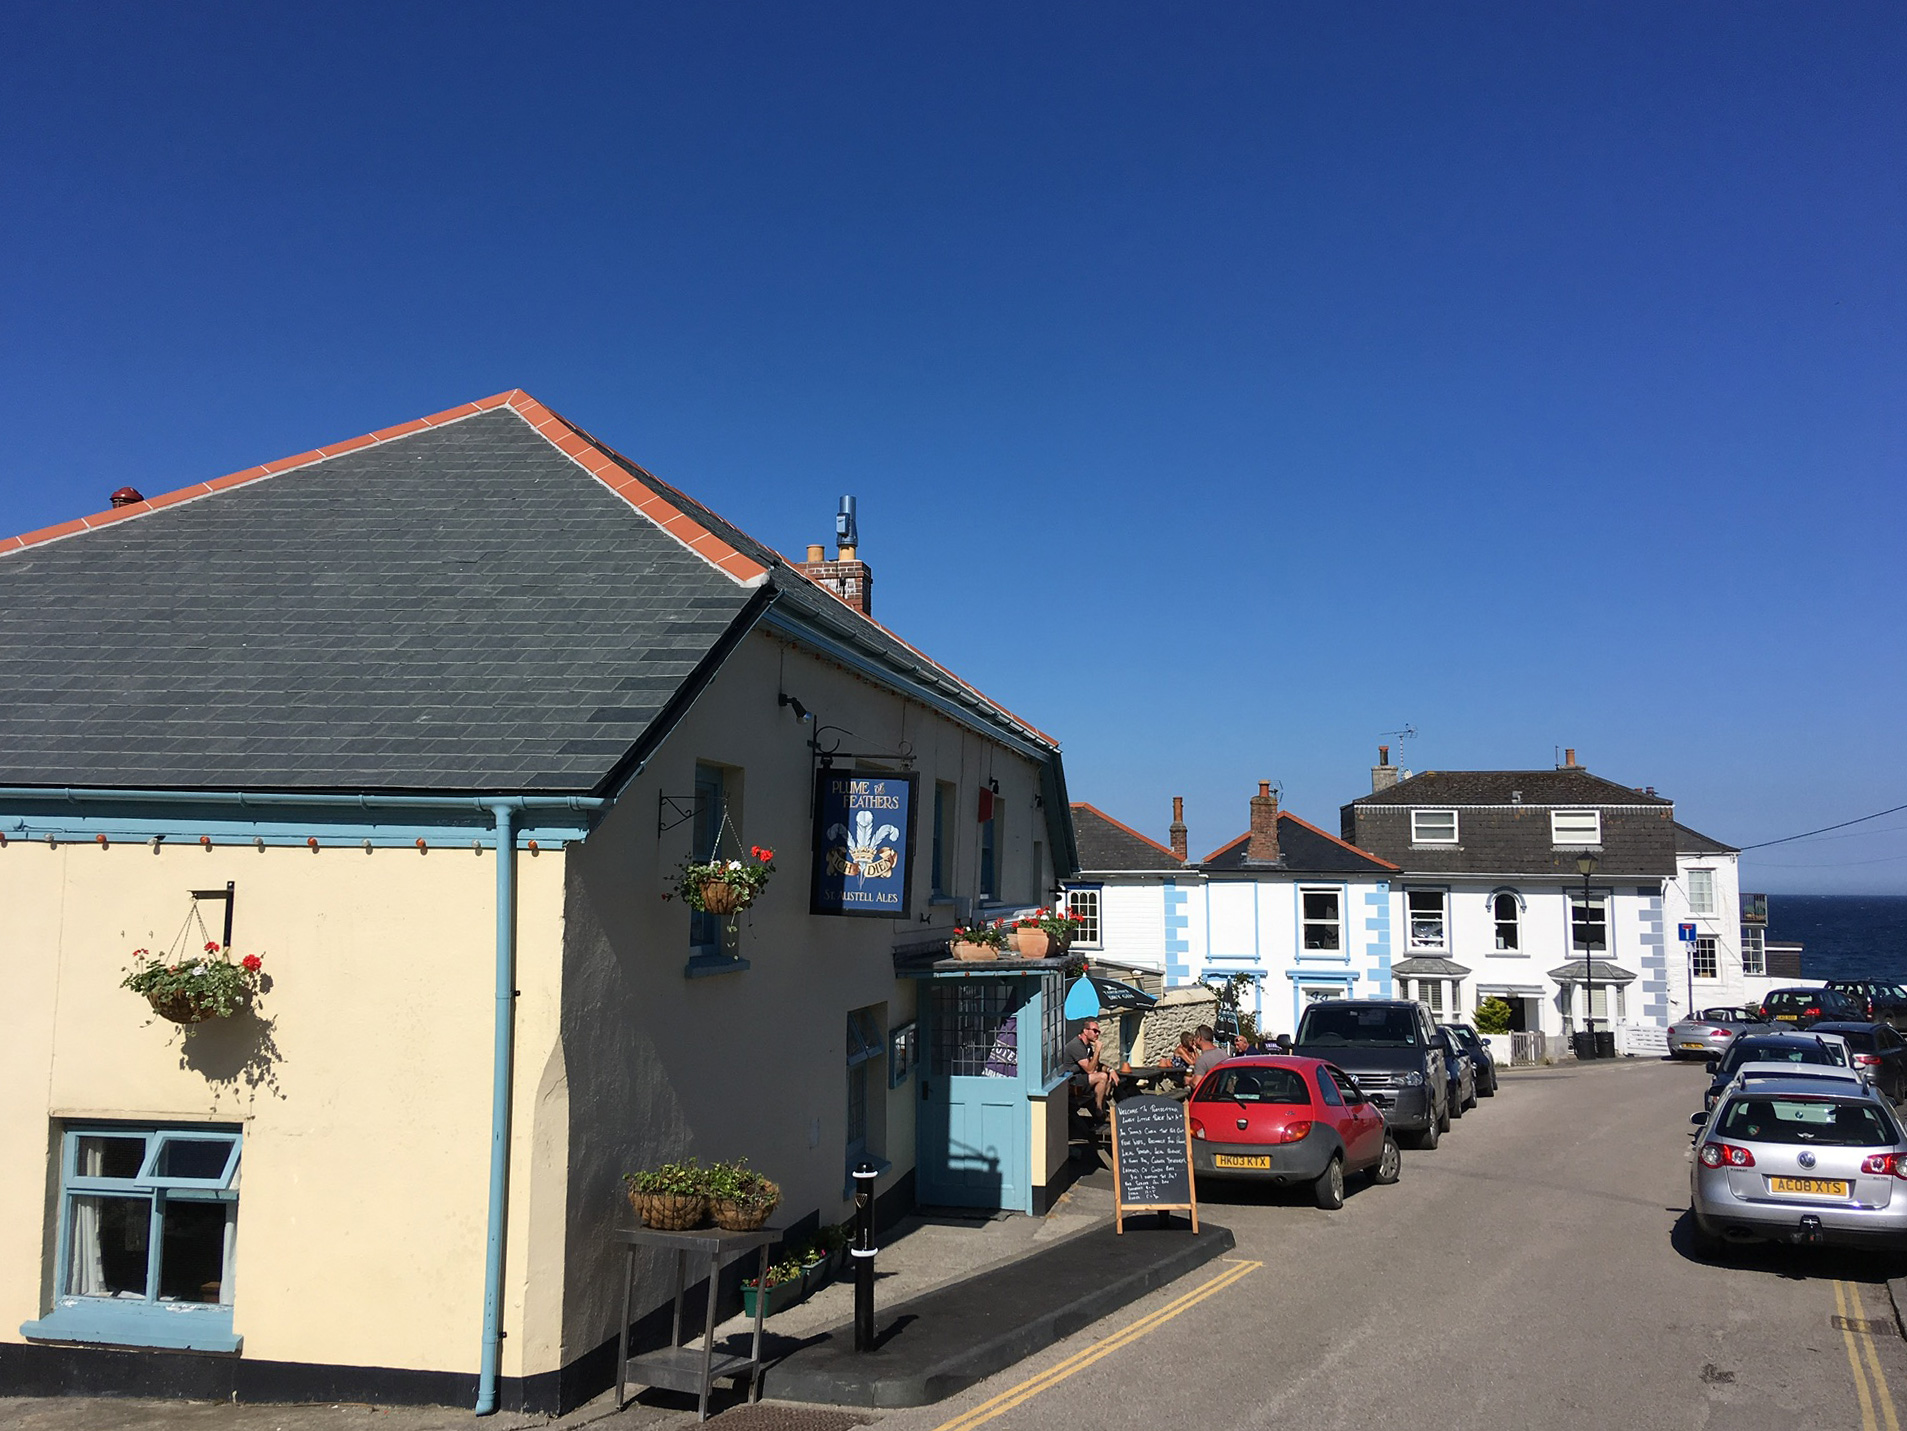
676 846 776 933
123 938 263 1027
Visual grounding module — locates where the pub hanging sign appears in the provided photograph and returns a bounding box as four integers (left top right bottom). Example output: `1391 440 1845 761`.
811 769 918 919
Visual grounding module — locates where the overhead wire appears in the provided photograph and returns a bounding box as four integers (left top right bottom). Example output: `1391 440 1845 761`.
1738 801 1907 851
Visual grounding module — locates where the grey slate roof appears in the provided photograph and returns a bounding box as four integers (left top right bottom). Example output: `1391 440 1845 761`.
0 402 1059 796
1674 822 1739 855
1071 804 1183 872
1349 769 1671 807
1200 813 1398 875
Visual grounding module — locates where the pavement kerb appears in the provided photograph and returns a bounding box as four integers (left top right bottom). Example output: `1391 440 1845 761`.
1888 1278 1907 1341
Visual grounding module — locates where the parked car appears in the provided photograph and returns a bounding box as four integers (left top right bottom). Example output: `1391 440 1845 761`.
1759 987 1864 1029
1288 999 1450 1150
1809 1021 1907 1104
1703 1032 1851 1112
1824 982 1907 1031
1436 1026 1477 1114
1666 1006 1770 1061
1187 1056 1401 1208
1689 1077 1907 1254
1442 1022 1499 1097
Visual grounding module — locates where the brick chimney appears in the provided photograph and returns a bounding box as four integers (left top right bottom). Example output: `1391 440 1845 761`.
1169 796 1187 863
1371 744 1399 793
1246 781 1281 864
1563 747 1578 768
798 496 873 616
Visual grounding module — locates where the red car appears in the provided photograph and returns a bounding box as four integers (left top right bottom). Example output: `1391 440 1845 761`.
1187 1055 1402 1209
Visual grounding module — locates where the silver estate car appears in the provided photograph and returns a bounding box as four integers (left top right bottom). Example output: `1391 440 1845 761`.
1667 1006 1769 1061
1690 1076 1907 1253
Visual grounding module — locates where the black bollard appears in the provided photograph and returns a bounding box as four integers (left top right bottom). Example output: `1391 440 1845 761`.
852 1160 878 1351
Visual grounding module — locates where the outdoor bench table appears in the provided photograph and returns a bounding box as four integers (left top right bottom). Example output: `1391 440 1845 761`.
614 1224 782 1421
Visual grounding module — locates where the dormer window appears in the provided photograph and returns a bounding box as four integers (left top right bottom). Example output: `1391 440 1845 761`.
1551 810 1601 846
1412 810 1458 844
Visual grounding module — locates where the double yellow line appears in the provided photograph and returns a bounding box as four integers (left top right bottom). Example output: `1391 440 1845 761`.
931 1258 1263 1431
1836 1280 1901 1431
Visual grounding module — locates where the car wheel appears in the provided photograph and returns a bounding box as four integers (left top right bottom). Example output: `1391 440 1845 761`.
1436 1096 1452 1133
1313 1154 1346 1210
1480 1072 1497 1098
1450 1090 1465 1119
1416 1114 1440 1150
1463 1082 1479 1111
1689 1218 1727 1261
1372 1133 1401 1185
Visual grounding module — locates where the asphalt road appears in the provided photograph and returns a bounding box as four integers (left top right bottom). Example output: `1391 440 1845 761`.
881 1057 1907 1431
9 1058 1907 1431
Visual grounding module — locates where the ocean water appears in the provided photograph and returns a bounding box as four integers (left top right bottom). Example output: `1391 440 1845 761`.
1768 894 1907 982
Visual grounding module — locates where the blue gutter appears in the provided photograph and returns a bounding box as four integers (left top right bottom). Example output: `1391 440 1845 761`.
0 784 603 1415
476 802 516 1415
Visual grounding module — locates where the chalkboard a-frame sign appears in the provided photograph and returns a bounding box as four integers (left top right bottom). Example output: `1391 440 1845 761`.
1110 1094 1199 1233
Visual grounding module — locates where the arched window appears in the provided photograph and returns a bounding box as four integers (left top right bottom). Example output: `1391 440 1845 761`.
1493 892 1520 951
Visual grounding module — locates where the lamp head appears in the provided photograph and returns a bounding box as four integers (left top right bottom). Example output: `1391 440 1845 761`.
1576 852 1599 879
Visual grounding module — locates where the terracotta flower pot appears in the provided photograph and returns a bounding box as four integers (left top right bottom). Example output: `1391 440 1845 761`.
1014 928 1054 959
950 939 999 962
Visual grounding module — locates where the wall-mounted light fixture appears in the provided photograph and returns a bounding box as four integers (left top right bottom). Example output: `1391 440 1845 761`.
778 692 811 721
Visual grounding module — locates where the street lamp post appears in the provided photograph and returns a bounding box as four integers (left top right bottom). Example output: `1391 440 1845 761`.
1577 852 1599 1059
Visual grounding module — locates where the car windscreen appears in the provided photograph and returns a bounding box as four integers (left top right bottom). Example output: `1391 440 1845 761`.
1196 1067 1311 1105
1717 1097 1898 1148
1719 1041 1836 1077
1296 1006 1419 1048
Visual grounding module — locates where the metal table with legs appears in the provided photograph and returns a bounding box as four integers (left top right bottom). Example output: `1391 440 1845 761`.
614 1224 782 1421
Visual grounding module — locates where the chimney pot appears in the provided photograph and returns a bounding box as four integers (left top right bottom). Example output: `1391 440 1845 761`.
806 543 825 563
1378 744 1390 766
1565 747 1577 768
1168 796 1187 862
799 503 873 616
1247 782 1281 865
110 486 144 508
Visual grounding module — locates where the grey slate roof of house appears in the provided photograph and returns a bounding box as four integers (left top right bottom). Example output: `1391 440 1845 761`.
1200 813 1398 875
1071 804 1184 872
1348 769 1672 807
1674 822 1739 855
0 394 1059 796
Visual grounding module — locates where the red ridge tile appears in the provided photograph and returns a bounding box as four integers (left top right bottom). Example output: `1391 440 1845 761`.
318 434 377 459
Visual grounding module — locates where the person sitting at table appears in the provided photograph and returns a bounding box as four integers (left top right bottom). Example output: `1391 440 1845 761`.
1062 1019 1119 1116
1164 1030 1197 1079
1190 1024 1232 1081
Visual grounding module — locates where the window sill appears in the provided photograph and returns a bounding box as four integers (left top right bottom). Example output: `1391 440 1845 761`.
684 954 751 979
22 1300 241 1353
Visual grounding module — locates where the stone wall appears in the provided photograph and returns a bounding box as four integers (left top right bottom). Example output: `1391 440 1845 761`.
1136 986 1219 1065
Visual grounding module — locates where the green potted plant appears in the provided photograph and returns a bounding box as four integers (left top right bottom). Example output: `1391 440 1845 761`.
742 1255 808 1318
623 1159 709 1230
676 845 776 933
706 1158 781 1231
123 941 264 1025
817 1220 851 1277
950 920 1007 961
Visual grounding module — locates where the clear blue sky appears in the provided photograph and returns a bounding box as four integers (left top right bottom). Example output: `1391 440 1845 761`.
3 4 1902 892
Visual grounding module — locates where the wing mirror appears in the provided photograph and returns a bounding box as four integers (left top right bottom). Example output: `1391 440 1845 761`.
1275 1034 1293 1051
1705 1059 1720 1075
1690 1111 1708 1126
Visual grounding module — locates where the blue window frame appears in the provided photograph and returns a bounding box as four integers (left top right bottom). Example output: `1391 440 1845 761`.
21 1125 243 1352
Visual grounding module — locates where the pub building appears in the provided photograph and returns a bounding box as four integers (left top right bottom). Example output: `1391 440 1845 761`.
0 392 1080 1413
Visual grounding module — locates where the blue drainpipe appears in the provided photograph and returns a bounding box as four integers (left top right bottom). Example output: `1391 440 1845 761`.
476 802 517 1415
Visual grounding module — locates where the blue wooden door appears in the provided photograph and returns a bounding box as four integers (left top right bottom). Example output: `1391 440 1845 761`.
917 979 1034 1211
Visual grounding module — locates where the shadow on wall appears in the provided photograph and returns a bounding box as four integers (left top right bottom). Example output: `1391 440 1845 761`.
172 989 287 1101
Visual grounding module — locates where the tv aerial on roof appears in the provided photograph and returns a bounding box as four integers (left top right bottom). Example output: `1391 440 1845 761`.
1379 724 1417 742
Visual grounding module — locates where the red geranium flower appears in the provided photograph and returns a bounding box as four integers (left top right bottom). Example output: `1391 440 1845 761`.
758 847 775 862
241 954 262 973
204 941 220 954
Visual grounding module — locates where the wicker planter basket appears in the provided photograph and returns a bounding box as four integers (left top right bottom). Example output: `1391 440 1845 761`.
698 881 747 916
148 991 219 1025
950 939 999 962
629 1190 709 1231
711 1189 780 1232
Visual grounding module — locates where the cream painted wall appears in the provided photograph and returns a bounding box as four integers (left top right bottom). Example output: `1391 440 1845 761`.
554 628 1056 1367
0 836 571 1381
